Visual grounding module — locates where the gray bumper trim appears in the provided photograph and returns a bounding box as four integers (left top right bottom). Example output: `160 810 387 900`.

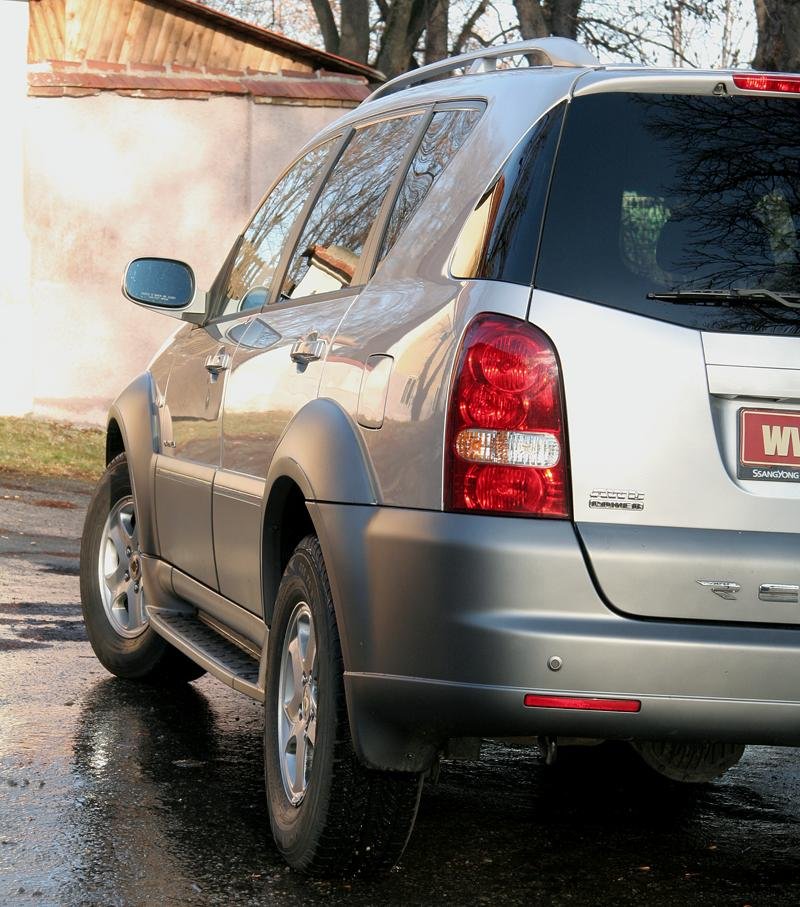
307 502 800 771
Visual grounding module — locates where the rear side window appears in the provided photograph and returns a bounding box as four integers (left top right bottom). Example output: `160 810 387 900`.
536 92 800 335
281 113 423 300
210 141 333 320
450 103 565 285
378 107 482 263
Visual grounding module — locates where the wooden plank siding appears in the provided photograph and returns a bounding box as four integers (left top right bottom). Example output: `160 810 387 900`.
29 0 66 61
28 0 316 74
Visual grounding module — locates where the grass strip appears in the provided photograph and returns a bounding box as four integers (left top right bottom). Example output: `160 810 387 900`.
0 417 104 482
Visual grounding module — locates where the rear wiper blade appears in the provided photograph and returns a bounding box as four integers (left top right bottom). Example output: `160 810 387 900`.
647 288 800 310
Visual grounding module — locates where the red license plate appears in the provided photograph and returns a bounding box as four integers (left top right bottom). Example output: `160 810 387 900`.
739 408 800 482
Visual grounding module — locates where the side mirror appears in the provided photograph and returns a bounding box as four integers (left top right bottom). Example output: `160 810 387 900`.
123 258 206 322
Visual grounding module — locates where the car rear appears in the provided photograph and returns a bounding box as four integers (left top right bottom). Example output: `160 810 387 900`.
533 72 800 628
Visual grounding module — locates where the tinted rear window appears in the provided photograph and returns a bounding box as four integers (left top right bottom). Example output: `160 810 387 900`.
536 93 800 335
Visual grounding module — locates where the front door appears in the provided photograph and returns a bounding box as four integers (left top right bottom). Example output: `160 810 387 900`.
154 319 242 589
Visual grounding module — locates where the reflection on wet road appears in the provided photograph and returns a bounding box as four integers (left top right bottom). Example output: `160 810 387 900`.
3 476 800 905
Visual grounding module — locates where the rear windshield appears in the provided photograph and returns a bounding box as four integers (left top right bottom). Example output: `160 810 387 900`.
536 92 800 335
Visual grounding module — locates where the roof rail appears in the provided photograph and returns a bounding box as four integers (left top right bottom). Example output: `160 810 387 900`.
365 38 600 103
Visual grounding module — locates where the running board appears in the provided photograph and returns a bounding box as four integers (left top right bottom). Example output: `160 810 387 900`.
149 608 264 701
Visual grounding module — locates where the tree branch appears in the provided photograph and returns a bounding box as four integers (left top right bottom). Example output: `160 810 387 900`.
453 0 490 54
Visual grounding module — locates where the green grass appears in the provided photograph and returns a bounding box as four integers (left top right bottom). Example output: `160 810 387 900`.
0 417 105 482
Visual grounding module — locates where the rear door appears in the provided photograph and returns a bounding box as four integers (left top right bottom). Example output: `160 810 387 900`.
214 110 428 614
531 83 800 626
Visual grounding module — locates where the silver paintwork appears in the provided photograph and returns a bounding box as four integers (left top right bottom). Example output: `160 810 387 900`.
98 495 147 638
277 601 318 805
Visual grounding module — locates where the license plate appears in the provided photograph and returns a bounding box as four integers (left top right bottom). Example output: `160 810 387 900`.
738 407 800 482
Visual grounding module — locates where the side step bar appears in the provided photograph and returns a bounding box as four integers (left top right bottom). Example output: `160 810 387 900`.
149 608 264 702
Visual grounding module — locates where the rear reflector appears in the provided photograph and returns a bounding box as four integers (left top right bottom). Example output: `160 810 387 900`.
733 73 800 94
523 693 641 713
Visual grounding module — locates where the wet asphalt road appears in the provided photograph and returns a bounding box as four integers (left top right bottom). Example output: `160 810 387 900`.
2 474 800 906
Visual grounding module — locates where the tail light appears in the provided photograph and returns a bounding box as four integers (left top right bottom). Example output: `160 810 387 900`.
733 73 800 94
445 313 570 517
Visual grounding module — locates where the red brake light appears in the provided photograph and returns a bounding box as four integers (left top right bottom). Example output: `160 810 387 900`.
445 314 570 517
733 73 800 94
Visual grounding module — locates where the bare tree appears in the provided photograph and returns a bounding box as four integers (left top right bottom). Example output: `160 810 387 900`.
198 0 756 78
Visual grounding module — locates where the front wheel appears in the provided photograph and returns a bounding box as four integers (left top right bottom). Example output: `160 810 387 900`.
264 535 422 876
80 452 205 684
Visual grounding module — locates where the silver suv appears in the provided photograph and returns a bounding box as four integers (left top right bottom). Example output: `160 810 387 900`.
80 38 800 875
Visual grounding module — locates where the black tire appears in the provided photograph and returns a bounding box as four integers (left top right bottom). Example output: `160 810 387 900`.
264 535 422 877
630 740 745 784
80 452 205 684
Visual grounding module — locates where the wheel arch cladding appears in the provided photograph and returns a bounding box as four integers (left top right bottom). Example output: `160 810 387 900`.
261 398 376 670
106 371 160 555
264 398 378 507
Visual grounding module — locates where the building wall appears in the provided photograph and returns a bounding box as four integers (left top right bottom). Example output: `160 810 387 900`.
0 0 33 417
23 92 344 423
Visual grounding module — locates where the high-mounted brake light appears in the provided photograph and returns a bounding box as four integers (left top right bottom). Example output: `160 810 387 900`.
733 73 800 94
445 314 570 517
523 694 642 713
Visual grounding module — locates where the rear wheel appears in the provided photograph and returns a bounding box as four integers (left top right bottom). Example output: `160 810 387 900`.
80 452 205 684
630 740 745 783
264 535 422 876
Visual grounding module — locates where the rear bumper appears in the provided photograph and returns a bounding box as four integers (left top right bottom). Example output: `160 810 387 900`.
309 503 800 771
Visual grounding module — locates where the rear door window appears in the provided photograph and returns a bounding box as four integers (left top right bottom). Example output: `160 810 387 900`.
280 113 423 301
536 92 800 335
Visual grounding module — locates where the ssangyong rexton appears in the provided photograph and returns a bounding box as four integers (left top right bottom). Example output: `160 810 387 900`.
80 38 800 875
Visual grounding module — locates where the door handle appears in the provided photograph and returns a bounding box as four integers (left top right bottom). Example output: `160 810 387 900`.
290 336 326 365
204 350 231 374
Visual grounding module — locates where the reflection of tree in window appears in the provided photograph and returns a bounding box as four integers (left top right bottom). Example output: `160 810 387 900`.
216 141 333 317
283 115 422 299
379 108 481 262
537 93 800 335
631 94 800 292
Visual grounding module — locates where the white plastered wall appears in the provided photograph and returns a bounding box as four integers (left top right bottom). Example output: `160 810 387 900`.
0 0 33 417
21 91 345 424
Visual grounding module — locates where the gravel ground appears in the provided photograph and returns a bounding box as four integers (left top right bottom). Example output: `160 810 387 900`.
2 472 800 906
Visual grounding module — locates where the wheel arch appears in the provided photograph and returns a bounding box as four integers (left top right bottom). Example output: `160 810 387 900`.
260 397 377 637
106 371 160 555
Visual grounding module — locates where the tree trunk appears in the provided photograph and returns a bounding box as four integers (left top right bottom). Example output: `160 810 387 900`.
513 0 582 39
309 0 340 54
424 0 448 63
375 0 428 77
753 0 800 71
547 0 582 39
339 0 371 63
513 0 549 38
